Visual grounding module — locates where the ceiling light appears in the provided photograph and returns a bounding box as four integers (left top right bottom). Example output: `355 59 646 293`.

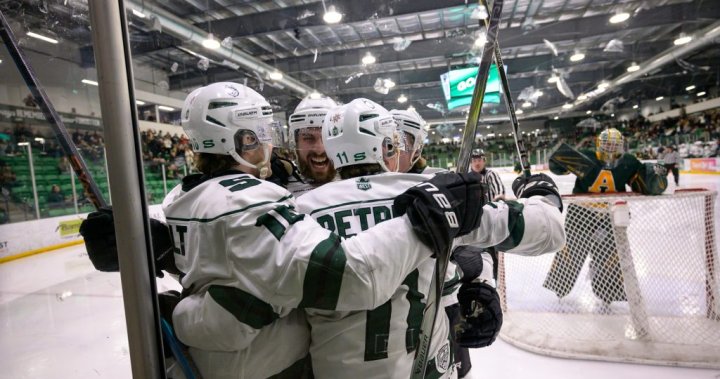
673 34 692 46
407 106 416 112
655 96 664 101
598 82 610 89
611 113 615 117
632 104 638 109
18 142 29 146
554 116 559 120
158 105 175 111
586 110 592 114
547 75 558 83
383 79 395 89
27 31 58 44
562 103 573 109
202 33 221 50
685 85 696 91
361 52 376 65
569 52 585 62
132 8 146 18
578 94 588 101
516 109 524 115
269 70 283 81
627 62 640 72
81 79 98 86
609 12 630 24
596 87 606 93
459 128 463 132
0 59 3 64
521 101 532 108
697 91 706 97
309 91 322 99
398 94 408 103
323 5 342 24
470 5 489 20
136 100 146 105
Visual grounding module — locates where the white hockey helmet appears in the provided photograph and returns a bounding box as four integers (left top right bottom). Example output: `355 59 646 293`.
391 108 427 164
288 96 338 149
181 82 274 176
322 98 400 172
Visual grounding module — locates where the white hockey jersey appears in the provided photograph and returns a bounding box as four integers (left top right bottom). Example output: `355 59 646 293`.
296 172 566 379
162 172 436 378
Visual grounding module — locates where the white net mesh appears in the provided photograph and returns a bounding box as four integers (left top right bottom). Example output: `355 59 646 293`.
498 189 720 368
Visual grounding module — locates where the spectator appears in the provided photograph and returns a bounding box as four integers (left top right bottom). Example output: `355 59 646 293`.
57 156 70 174
0 160 16 190
47 184 65 206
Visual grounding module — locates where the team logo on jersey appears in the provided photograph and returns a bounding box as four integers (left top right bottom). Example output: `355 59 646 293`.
434 342 451 373
356 177 371 191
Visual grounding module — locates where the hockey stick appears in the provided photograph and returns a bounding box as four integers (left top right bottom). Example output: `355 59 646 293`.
410 1 504 377
1 10 201 379
479 0 531 178
0 10 106 209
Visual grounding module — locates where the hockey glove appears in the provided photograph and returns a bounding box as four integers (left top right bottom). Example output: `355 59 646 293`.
453 281 503 348
394 172 485 257
266 154 298 187
512 173 563 212
79 207 180 277
452 245 497 284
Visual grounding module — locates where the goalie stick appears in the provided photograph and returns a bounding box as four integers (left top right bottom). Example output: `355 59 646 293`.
0 9 200 379
410 0 504 377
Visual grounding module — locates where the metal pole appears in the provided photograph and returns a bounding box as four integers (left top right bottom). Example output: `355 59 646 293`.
87 1 165 378
104 147 112 201
182 164 188 177
161 164 168 195
70 168 79 214
24 143 40 219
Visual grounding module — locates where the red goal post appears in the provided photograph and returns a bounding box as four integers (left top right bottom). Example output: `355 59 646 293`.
497 188 720 368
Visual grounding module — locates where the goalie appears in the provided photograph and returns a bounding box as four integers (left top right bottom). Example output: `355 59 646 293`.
544 128 667 303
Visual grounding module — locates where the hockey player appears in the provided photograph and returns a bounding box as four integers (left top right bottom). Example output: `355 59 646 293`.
286 96 338 195
294 98 567 378
157 83 488 378
544 128 667 303
391 108 444 175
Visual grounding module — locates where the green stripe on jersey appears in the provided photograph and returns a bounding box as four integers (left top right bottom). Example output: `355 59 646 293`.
208 285 279 329
404 270 425 353
364 301 392 361
298 233 347 310
308 197 396 216
166 194 293 223
496 200 525 251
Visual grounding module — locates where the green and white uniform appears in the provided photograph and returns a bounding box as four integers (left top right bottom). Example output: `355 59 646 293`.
296 172 566 379
163 171 435 378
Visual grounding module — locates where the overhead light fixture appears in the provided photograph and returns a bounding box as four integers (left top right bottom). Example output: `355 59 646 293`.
269 70 283 81
81 79 98 86
158 105 175 111
627 62 640 72
673 34 692 46
0 59 3 64
470 5 489 20
27 31 58 44
632 104 639 109
459 128 463 132
685 85 696 91
136 100 146 105
554 116 559 120
655 96 664 101
521 101 532 108
132 8 146 18
383 79 395 89
361 52 376 65
562 103 573 109
586 110 592 114
407 106 416 112
486 125 491 129
202 33 221 50
398 94 408 103
609 12 630 24
309 91 322 99
611 113 615 117
569 51 585 62
34 137 45 143
547 75 558 84
598 82 610 89
516 109 524 115
596 87 606 93
18 142 29 147
578 94 588 101
697 91 706 97
323 5 342 24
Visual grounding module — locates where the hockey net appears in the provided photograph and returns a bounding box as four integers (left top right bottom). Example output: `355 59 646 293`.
497 189 720 368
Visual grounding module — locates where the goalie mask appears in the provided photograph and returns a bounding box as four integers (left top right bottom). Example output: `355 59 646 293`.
288 96 338 183
391 108 428 172
323 98 400 173
596 128 624 162
181 82 274 178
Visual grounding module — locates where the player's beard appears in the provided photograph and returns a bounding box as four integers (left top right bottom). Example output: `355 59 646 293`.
298 152 336 184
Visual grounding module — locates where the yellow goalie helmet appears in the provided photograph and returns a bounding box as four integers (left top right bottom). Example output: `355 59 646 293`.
596 128 624 162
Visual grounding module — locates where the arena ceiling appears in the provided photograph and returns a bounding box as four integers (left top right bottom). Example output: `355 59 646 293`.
3 0 720 123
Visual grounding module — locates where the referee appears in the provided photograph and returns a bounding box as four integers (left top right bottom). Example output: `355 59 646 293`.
469 148 506 200
661 145 680 186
